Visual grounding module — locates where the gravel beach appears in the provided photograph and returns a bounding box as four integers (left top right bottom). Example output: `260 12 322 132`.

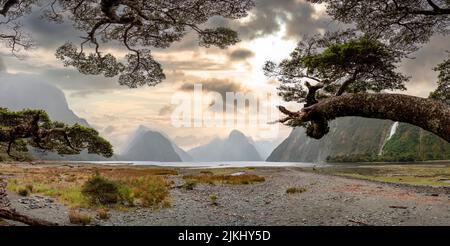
4 166 450 226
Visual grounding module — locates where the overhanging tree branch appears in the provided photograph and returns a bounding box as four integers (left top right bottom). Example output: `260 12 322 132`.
278 93 450 142
0 0 18 16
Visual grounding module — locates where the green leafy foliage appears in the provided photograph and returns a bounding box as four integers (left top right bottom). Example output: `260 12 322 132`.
430 56 450 103
81 174 123 205
308 0 449 51
382 123 450 161
0 1 255 87
327 122 450 163
265 34 408 106
0 107 113 160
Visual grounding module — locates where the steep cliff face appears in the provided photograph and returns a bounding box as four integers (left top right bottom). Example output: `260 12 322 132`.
382 123 450 161
268 116 450 163
0 78 89 126
267 117 394 162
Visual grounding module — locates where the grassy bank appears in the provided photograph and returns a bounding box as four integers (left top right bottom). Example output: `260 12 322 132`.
1 164 177 209
313 164 450 187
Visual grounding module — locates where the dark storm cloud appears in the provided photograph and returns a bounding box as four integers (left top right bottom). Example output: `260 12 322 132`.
163 0 334 52
2 0 445 98
41 67 122 91
22 11 84 50
241 0 333 39
0 51 125 97
399 35 450 96
158 105 174 116
179 78 249 98
207 0 334 41
14 0 332 54
228 49 255 61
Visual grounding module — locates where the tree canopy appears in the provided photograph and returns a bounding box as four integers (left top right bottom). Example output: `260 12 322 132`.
310 0 449 51
0 0 254 159
267 0 450 141
430 56 450 102
1 0 450 143
0 0 255 87
0 107 113 159
265 33 409 107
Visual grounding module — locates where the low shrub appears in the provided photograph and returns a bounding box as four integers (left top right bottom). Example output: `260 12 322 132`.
130 176 171 209
182 180 197 190
69 210 92 225
97 208 110 220
141 180 170 208
81 174 121 205
209 195 218 206
286 187 307 194
117 185 134 206
17 187 29 197
25 184 33 193
15 183 34 197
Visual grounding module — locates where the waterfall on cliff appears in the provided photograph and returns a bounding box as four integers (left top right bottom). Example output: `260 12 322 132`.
378 122 399 155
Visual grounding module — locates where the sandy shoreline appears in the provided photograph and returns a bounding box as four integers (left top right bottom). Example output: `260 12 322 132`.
2 163 450 226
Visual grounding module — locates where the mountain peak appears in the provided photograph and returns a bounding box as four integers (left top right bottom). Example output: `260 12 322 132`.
228 129 246 140
121 125 192 162
137 125 150 131
121 129 182 162
188 130 262 161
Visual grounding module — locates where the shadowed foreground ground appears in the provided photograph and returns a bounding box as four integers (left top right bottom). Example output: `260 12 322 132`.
1 163 450 226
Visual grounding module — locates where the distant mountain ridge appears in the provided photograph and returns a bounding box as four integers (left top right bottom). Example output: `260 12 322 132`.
188 130 262 161
120 125 192 162
0 75 89 126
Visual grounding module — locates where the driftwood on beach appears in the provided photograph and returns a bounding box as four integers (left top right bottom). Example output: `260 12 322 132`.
0 179 57 226
0 208 58 226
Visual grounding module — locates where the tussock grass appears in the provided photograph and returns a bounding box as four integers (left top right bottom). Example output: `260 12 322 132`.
183 173 265 185
17 187 30 196
2 165 175 209
97 208 110 220
69 209 92 226
8 180 33 197
286 187 307 194
81 174 128 205
209 194 218 206
182 180 197 190
127 176 171 209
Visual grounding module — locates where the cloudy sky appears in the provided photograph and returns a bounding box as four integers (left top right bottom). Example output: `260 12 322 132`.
0 0 448 152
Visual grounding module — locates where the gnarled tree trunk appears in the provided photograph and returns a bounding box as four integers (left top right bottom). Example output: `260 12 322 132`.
285 93 450 142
